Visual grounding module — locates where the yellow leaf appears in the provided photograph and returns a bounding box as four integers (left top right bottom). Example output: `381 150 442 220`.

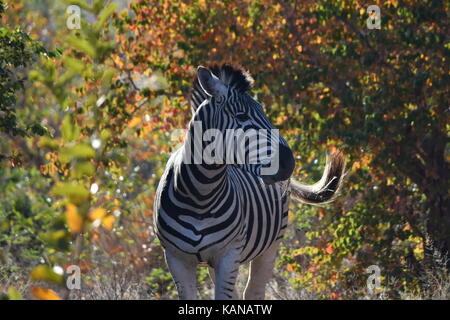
112 55 124 69
89 208 106 221
102 215 115 230
66 204 83 234
31 287 62 300
128 117 141 128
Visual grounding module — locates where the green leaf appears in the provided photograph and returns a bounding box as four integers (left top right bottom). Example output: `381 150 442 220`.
66 36 96 59
30 265 64 286
102 68 116 87
96 3 119 31
109 151 129 164
62 56 86 75
28 70 45 82
29 123 48 136
72 161 95 178
38 136 59 151
60 143 95 163
61 114 79 142
8 287 23 300
39 230 70 251
51 182 89 205
100 128 112 141
62 0 92 11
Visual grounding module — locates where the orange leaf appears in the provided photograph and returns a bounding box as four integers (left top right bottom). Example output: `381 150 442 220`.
325 243 334 254
102 215 115 230
109 246 123 255
31 286 62 300
66 204 83 234
128 117 141 128
288 211 295 221
89 208 106 221
318 208 325 217
143 197 152 206
112 55 124 69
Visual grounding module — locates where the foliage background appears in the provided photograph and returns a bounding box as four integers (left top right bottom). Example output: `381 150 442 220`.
0 0 448 300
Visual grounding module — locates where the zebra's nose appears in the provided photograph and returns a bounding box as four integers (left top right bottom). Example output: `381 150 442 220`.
261 145 295 184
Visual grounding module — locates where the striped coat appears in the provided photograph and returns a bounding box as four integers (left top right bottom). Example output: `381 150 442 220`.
154 64 345 300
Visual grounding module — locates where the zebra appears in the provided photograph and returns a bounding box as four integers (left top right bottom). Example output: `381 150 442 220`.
153 63 346 300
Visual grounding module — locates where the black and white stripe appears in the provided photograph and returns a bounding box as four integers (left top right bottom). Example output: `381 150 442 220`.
154 64 345 300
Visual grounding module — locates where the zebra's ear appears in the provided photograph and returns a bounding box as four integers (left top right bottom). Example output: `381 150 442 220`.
197 66 227 97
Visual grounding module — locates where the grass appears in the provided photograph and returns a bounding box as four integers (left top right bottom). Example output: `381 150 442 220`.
1 225 450 300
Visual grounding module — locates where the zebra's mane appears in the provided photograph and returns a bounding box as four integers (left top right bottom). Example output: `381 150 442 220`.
189 63 254 111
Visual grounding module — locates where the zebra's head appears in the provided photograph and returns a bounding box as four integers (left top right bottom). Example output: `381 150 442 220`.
189 63 295 185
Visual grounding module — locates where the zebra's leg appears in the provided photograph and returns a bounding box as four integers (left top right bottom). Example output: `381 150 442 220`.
213 247 241 300
165 250 198 299
243 240 281 300
208 266 240 299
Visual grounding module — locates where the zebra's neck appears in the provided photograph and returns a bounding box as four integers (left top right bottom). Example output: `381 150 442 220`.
173 105 229 197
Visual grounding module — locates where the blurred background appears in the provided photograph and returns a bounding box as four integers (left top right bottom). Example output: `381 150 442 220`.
0 0 448 300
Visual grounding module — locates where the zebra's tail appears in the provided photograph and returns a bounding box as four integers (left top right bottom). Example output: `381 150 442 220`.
290 150 346 205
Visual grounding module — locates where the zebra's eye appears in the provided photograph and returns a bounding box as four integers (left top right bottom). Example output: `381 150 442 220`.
235 113 250 122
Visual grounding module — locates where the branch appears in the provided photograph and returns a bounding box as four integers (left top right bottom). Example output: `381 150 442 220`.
282 3 346 96
336 15 401 76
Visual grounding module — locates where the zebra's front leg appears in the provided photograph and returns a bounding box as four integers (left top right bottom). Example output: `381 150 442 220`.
213 247 241 300
243 240 281 300
208 266 240 299
165 250 198 299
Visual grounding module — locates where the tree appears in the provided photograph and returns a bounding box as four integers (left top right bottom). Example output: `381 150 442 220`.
0 1 50 163
1 0 166 299
1 0 448 299
116 0 449 297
